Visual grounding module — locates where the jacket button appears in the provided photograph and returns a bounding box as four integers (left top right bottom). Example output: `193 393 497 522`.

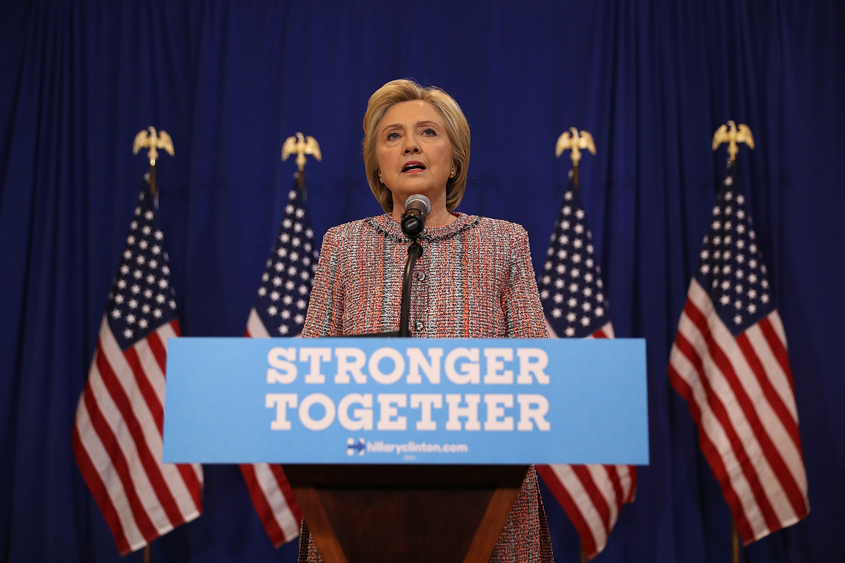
415 321 425 331
417 272 426 281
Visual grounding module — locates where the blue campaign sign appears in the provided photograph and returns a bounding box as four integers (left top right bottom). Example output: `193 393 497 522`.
162 338 648 465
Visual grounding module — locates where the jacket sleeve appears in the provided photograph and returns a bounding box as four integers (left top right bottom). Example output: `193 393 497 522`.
501 225 549 339
301 227 344 337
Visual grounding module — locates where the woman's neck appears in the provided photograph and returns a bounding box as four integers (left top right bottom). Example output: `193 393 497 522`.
391 205 456 228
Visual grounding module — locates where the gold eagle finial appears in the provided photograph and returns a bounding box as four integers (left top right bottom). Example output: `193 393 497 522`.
712 120 755 161
282 132 322 173
133 126 175 165
555 127 596 167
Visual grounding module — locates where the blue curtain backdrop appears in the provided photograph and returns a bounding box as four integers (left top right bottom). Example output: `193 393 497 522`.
1 0 843 561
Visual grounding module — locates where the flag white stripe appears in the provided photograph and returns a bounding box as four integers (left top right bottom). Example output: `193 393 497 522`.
133 337 166 407
100 323 199 520
100 321 200 523
86 352 173 532
243 310 300 544
157 321 179 344
540 319 632 557
686 282 804 519
585 321 614 340
745 319 798 421
767 312 788 346
676 305 788 527
141 327 202 519
547 464 607 550
668 328 763 536
254 463 300 540
153 323 204 485
75 393 147 551
99 321 166 459
134 338 200 520
587 465 619 524
248 308 271 338
615 464 634 500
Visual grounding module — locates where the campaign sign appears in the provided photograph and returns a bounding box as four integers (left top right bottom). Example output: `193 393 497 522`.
162 338 648 465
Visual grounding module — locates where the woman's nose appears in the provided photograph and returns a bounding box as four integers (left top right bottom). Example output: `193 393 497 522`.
403 134 420 153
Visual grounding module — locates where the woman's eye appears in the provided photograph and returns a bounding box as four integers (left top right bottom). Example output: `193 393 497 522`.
386 132 400 141
422 128 437 136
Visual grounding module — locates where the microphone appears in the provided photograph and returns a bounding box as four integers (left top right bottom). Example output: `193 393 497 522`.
400 194 431 239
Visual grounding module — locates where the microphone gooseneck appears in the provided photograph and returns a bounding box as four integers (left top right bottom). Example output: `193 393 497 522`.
400 194 431 240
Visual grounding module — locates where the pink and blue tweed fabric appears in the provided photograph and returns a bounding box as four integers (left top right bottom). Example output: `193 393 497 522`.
299 212 554 562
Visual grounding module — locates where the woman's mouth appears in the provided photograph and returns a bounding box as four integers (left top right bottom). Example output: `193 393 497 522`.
402 161 426 173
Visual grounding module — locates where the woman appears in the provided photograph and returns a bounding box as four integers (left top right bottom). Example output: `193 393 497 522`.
299 79 553 562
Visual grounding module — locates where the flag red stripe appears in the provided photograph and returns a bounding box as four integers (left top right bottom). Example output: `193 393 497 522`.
758 318 796 392
270 464 303 522
536 465 599 557
83 359 159 542
176 464 203 513
735 333 803 456
625 466 637 503
669 333 754 540
72 421 133 554
96 342 186 529
592 328 633 510
601 465 625 511
684 300 794 532
571 465 612 536
146 328 169 377
123 346 164 436
239 464 286 545
242 318 301 545
143 326 203 510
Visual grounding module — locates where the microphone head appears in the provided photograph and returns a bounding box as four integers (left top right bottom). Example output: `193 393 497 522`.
401 194 431 239
404 194 431 219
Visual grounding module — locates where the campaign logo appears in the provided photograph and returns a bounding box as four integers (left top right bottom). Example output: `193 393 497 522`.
346 437 365 456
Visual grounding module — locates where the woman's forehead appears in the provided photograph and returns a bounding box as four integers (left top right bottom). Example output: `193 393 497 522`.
381 100 444 128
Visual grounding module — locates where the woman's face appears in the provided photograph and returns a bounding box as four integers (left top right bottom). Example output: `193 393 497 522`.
376 100 453 209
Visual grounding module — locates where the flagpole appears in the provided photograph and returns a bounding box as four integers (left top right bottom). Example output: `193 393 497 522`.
149 160 157 199
133 126 175 200
556 127 598 563
712 121 754 563
732 517 740 563
132 127 176 563
555 127 595 192
282 132 322 198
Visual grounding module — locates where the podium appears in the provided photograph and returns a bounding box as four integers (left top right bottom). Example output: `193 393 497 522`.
163 337 649 562
287 464 527 562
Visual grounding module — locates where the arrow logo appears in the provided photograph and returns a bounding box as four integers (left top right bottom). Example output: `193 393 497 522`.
346 438 365 456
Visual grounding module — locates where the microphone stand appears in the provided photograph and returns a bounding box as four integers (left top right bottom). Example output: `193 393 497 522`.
398 241 423 337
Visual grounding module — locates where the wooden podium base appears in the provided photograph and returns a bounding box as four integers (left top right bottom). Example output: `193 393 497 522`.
284 464 529 563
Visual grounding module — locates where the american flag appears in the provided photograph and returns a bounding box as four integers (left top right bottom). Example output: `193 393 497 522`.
72 186 203 554
240 184 318 546
534 173 637 559
668 162 809 543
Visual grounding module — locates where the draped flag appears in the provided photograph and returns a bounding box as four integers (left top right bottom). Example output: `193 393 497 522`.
668 163 809 543
240 184 319 546
535 174 637 559
72 186 203 554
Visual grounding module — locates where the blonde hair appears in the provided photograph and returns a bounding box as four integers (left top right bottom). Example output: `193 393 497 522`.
362 79 471 213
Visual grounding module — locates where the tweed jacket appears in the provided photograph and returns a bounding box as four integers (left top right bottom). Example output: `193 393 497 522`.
301 212 548 340
298 213 554 562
